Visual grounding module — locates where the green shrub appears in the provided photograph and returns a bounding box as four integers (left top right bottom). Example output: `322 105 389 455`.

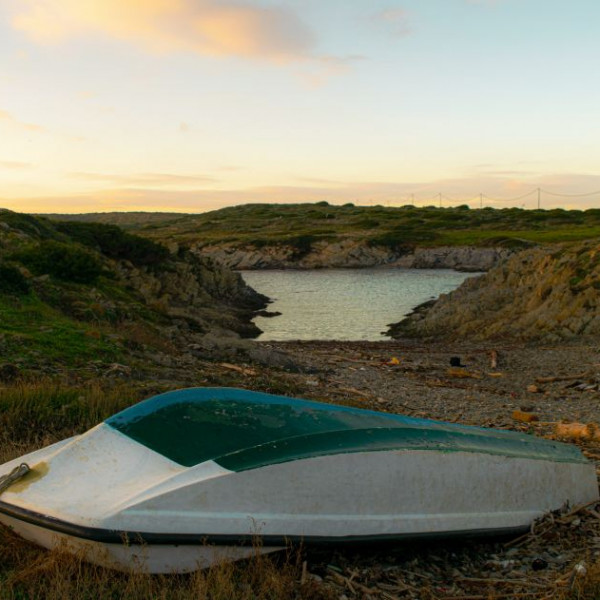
0 263 29 295
285 235 316 259
14 241 104 284
54 221 170 268
0 210 57 239
480 236 536 249
369 229 437 248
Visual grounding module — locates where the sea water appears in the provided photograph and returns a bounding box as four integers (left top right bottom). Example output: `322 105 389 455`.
241 268 478 341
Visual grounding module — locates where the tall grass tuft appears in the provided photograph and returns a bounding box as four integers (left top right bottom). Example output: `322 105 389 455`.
0 381 139 462
0 526 331 600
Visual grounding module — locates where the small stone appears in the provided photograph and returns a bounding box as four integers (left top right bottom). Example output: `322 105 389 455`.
532 558 548 571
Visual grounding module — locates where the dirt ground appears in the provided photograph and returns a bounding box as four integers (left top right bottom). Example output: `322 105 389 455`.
268 339 600 426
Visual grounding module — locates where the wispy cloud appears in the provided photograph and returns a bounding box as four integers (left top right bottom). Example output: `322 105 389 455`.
215 165 243 172
6 171 600 214
466 0 503 6
11 0 316 63
0 108 45 132
0 160 34 169
297 55 365 88
372 8 412 38
68 171 217 187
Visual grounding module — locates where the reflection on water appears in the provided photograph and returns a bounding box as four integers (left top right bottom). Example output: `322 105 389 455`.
241 268 478 341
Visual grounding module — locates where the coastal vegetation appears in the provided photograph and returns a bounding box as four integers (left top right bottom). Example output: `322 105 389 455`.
0 208 267 376
50 203 600 251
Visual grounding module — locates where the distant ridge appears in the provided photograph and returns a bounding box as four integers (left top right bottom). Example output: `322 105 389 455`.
38 211 190 228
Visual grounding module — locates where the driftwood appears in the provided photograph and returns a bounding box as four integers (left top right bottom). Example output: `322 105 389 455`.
456 576 548 588
535 372 591 383
554 422 600 441
217 363 257 376
442 594 543 600
326 567 378 595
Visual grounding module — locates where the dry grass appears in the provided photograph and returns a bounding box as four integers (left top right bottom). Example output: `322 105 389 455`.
0 380 139 463
0 526 330 600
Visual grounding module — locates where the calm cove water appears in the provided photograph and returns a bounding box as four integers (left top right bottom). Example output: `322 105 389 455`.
241 268 478 341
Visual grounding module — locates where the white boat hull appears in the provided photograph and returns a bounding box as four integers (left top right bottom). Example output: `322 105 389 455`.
0 388 597 573
0 513 282 573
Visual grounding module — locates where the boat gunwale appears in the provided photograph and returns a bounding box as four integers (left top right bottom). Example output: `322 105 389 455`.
0 500 529 546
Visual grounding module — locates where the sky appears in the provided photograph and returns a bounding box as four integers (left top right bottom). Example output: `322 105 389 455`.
1 0 600 214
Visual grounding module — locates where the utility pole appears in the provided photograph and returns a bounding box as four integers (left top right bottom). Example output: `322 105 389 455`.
537 188 541 210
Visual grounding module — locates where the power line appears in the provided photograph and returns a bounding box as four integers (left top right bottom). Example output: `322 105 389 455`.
540 188 600 198
414 194 442 204
482 189 538 203
390 187 600 208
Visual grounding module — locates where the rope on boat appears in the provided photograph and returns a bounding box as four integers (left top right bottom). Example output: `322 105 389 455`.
0 463 30 495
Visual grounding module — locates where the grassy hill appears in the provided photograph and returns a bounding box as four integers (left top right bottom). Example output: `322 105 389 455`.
48 203 600 251
0 209 266 377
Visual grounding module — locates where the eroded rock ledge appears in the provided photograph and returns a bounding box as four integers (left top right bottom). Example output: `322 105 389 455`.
192 241 514 272
387 242 600 341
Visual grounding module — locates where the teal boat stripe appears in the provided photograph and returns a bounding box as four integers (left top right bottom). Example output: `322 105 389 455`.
105 388 587 469
214 427 588 472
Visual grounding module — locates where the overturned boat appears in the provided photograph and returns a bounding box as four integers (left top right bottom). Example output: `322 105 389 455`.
0 387 597 572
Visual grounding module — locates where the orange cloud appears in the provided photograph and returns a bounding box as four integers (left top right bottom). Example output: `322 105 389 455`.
0 108 45 132
11 0 315 62
0 160 34 169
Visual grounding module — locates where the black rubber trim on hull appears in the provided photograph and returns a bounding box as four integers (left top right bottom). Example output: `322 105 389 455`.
0 500 528 546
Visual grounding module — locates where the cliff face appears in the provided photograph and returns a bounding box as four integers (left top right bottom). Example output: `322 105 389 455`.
193 241 513 272
114 252 268 338
387 242 600 341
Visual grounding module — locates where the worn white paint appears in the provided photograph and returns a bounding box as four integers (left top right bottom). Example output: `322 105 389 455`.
0 513 282 573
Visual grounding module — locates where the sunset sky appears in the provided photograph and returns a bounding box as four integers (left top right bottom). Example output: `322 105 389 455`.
1 0 599 213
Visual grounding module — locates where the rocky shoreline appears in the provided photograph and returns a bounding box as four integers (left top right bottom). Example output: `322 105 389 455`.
388 241 600 342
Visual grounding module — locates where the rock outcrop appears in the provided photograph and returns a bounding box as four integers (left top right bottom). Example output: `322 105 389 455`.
113 252 269 338
387 242 600 341
193 241 513 272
